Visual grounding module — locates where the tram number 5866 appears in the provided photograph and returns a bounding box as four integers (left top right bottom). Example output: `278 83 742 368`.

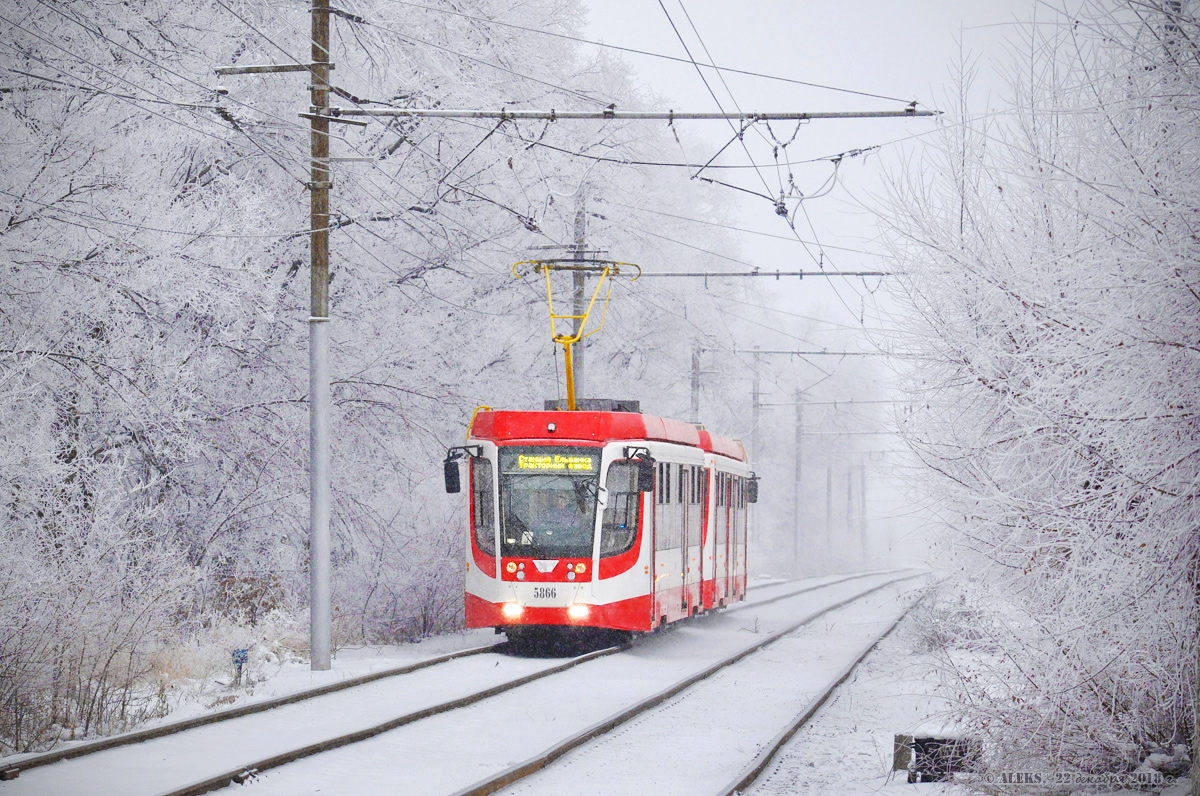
533 587 557 600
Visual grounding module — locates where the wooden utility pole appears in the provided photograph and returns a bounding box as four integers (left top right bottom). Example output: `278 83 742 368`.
308 0 333 672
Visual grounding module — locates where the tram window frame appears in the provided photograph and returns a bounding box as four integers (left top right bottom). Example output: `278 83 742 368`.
599 460 641 557
470 457 495 556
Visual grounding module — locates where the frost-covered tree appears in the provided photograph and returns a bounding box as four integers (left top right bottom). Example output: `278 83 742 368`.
0 0 753 750
882 0 1199 780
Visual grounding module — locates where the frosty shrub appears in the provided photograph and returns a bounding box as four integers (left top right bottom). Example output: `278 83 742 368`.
909 585 987 655
882 1 1199 781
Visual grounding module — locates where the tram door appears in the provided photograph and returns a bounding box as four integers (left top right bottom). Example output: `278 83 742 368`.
722 473 734 601
713 471 725 604
679 464 689 614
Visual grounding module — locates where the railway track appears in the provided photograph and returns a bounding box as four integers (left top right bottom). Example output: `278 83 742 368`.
0 569 923 796
455 574 928 796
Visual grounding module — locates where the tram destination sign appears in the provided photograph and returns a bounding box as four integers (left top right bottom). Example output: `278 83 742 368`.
515 453 597 472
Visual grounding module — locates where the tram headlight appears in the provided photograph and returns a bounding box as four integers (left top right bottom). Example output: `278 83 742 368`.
505 561 517 573
503 602 523 619
568 604 589 620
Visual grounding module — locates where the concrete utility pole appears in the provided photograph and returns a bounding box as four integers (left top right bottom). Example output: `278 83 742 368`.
571 194 587 398
792 390 803 575
213 0 336 673
308 0 332 672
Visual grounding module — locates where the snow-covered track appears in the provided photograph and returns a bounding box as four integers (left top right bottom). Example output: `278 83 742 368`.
736 567 911 612
156 643 627 796
450 572 928 796
0 570 918 796
0 642 501 780
713 591 927 796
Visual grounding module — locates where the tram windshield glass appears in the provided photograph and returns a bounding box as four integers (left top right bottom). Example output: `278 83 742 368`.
498 446 600 558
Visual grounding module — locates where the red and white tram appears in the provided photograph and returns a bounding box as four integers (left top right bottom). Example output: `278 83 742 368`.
445 406 756 639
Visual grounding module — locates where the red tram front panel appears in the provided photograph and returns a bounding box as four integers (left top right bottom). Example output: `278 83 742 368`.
459 410 752 634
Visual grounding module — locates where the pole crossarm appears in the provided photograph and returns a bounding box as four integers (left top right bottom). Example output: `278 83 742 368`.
324 107 938 121
216 63 335 75
761 399 901 407
728 348 888 356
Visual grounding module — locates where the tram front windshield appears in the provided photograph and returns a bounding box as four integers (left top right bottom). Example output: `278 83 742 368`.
498 447 599 559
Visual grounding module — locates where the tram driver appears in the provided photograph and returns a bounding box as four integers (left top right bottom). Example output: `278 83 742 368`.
540 490 578 530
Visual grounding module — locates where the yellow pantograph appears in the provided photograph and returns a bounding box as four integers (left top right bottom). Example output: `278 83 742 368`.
513 258 641 411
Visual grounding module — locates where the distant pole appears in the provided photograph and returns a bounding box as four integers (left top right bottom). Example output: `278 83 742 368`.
825 463 833 568
751 346 761 463
308 0 332 672
690 348 701 421
846 468 854 565
571 194 587 399
859 463 867 564
792 390 803 575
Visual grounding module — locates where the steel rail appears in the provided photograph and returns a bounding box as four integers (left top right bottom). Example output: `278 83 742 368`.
155 644 628 796
0 642 500 779
733 568 915 613
713 591 931 796
0 569 913 788
152 571 909 796
448 572 930 796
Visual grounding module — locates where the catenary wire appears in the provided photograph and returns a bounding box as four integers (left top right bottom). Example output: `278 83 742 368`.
373 0 919 104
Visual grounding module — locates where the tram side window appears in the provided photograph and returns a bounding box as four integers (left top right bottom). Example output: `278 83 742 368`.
600 461 640 557
471 458 495 555
654 461 681 553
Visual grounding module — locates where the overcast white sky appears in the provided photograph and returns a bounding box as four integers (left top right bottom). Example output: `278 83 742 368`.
580 0 1034 338
575 1 1039 553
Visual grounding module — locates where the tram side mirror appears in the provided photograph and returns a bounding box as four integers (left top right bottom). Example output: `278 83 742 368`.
443 457 461 494
636 456 656 493
748 477 759 504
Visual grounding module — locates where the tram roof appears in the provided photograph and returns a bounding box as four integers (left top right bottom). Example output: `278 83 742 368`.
469 410 747 462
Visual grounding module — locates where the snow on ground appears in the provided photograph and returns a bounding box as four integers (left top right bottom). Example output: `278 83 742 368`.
742 619 1193 796
744 619 966 796
0 628 500 768
0 570 878 773
235 574 922 795
491 580 925 796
